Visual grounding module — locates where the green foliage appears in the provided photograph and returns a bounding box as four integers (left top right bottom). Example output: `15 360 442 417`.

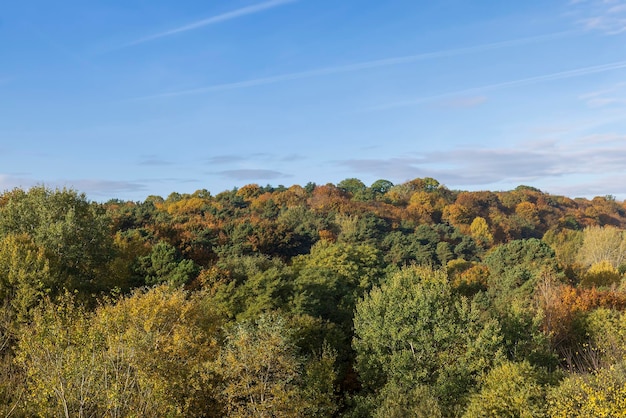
335 213 389 245
484 238 560 309
337 178 367 196
376 382 442 418
543 228 583 267
381 224 479 268
301 345 340 417
370 179 394 196
293 241 383 329
0 187 114 295
498 306 557 368
207 255 293 320
0 302 26 416
138 240 199 286
4 181 626 416
353 266 504 415
483 239 560 367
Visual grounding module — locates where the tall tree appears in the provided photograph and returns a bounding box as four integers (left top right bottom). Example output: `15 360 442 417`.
0 187 113 295
353 266 503 416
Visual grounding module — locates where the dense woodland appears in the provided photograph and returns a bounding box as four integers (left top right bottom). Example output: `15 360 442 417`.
2 178 626 416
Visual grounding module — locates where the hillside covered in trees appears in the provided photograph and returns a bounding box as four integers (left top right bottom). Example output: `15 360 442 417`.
2 177 626 417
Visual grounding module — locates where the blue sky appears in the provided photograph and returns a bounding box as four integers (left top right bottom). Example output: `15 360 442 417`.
2 0 626 201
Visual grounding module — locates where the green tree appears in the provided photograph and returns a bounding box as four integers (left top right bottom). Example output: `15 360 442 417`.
353 266 504 415
206 255 293 321
337 178 367 199
543 228 583 268
0 187 113 295
484 238 560 310
370 179 394 197
138 241 199 286
292 241 383 331
483 239 561 367
371 381 442 418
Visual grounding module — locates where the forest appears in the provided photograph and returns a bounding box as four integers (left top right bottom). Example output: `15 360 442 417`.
1 177 626 417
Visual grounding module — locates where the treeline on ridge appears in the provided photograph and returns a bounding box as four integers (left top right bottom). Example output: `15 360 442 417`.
1 177 626 416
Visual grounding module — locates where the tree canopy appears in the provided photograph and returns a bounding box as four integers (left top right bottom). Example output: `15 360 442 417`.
2 180 626 416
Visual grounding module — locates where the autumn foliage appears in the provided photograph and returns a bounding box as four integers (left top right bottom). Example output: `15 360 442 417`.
1 180 626 416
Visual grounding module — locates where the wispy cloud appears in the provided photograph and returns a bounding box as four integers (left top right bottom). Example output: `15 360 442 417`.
574 133 626 145
0 174 34 193
279 153 306 162
62 179 149 196
122 0 298 48
437 96 488 109
214 169 291 180
139 157 175 166
579 82 626 107
337 140 626 195
206 154 295 180
132 31 573 100
366 60 626 111
207 153 273 165
571 0 626 34
0 174 148 197
544 174 626 198
207 155 249 165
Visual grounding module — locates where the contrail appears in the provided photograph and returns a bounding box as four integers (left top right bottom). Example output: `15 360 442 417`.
123 0 298 47
132 31 574 100
366 60 626 111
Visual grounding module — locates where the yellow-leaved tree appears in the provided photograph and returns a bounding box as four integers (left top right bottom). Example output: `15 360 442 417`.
16 286 223 417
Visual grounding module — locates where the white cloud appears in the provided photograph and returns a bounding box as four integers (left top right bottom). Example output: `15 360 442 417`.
214 169 291 180
580 82 626 107
337 139 626 198
0 174 148 198
571 0 626 34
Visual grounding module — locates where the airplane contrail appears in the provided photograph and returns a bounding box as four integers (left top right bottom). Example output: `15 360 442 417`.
122 0 298 48
366 60 626 111
132 31 574 100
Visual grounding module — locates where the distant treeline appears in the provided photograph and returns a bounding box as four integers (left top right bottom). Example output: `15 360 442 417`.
1 178 626 416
